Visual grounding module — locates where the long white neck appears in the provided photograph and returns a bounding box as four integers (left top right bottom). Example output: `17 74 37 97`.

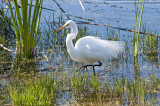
66 26 79 61
70 25 78 36
66 34 76 52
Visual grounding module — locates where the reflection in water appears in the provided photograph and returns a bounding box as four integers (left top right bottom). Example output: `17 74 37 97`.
0 50 13 75
134 56 140 79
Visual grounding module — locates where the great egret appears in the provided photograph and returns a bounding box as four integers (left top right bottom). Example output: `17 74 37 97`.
55 20 124 75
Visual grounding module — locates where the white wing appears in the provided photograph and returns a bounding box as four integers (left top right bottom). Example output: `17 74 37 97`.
75 36 124 63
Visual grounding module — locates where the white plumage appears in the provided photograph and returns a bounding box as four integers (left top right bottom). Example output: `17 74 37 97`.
56 20 124 74
74 36 124 63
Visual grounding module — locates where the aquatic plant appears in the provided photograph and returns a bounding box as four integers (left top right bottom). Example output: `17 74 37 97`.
134 0 145 57
8 0 43 59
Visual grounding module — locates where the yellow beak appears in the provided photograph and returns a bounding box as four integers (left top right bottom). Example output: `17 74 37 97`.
55 24 68 33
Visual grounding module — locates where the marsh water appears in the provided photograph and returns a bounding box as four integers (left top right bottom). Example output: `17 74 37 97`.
0 0 160 105
40 0 160 79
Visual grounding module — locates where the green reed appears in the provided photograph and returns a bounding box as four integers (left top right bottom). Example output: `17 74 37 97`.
134 0 144 57
8 0 43 59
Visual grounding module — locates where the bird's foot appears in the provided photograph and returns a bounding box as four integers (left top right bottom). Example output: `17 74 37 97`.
76 62 102 76
77 65 88 72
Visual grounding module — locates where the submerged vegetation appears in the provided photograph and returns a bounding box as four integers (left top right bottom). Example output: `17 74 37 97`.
0 0 160 105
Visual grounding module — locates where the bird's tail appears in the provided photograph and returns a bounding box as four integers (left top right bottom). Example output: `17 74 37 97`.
103 40 125 58
112 41 125 53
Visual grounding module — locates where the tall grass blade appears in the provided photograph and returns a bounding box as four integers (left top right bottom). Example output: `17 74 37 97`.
8 0 21 50
134 0 145 57
33 0 43 48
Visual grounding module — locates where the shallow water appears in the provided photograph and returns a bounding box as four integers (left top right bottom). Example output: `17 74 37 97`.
0 0 159 86
39 0 160 78
0 0 160 105
42 0 160 32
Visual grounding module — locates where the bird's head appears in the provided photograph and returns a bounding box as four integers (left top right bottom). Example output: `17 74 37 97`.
55 20 78 33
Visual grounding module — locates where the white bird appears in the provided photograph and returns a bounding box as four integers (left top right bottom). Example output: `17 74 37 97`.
55 20 124 75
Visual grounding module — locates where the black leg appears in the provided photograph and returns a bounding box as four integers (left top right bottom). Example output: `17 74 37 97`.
92 62 102 75
77 61 102 75
92 65 96 75
94 61 102 67
77 64 89 72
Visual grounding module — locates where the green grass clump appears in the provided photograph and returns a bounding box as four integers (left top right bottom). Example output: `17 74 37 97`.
7 74 57 105
142 33 159 61
69 72 90 95
90 75 101 94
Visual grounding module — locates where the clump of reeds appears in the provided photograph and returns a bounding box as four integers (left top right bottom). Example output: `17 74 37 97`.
8 0 43 59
